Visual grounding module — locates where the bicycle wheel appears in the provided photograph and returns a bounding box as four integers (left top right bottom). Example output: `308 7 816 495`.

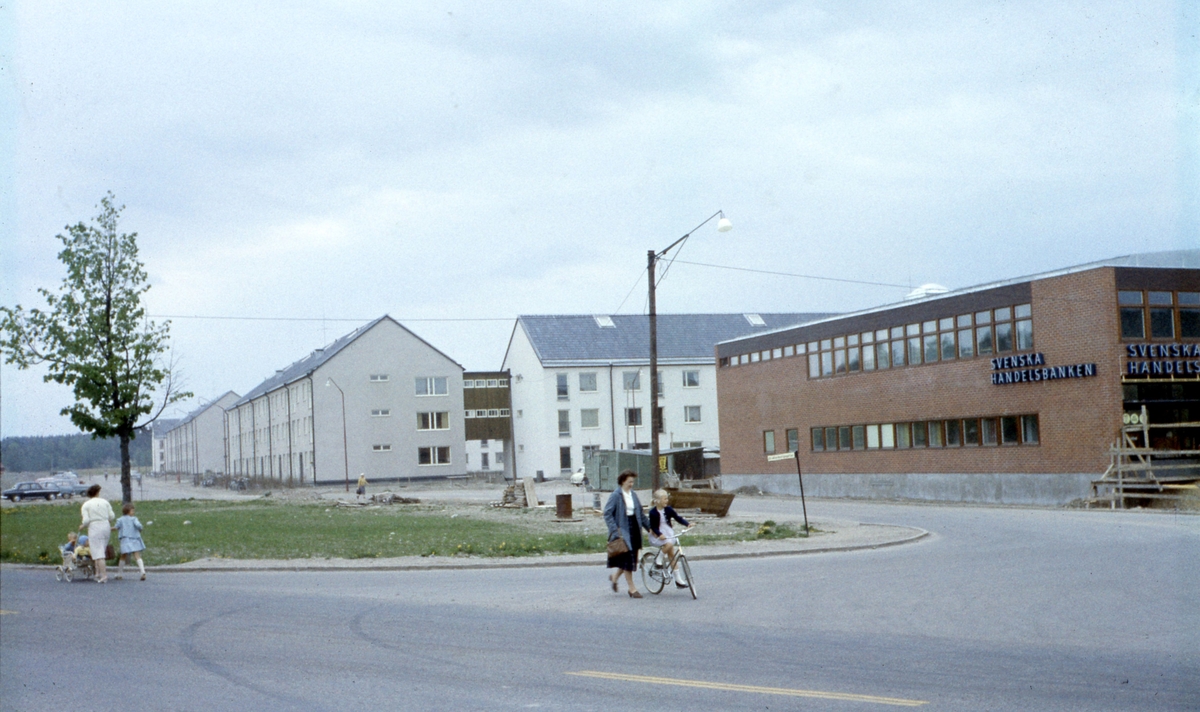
640 552 664 594
679 556 696 599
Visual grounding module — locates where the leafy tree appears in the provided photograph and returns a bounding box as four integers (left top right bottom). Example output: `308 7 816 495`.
1 192 189 503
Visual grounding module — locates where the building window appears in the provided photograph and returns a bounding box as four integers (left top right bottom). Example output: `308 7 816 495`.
581 408 600 429
369 374 389 382
372 444 392 452
763 430 776 454
463 380 474 389
418 446 451 465
417 412 449 430
811 427 824 451
500 408 511 417
684 406 702 423
866 424 880 448
481 439 489 449
683 370 700 388
558 410 570 436
480 453 490 470
786 428 800 452
1021 415 1040 444
626 407 642 427
556 373 569 400
981 418 998 445
416 377 448 396
622 371 641 391
560 446 571 471
1000 416 1020 445
371 409 391 417
579 372 598 392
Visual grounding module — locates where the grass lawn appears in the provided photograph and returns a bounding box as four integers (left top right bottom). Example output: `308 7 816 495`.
0 500 809 565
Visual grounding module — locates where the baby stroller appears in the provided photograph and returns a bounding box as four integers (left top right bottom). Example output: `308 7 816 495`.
55 542 96 582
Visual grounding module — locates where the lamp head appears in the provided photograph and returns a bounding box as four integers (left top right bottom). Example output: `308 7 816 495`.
716 212 733 232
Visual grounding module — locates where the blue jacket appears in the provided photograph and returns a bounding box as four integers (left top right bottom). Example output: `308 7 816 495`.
603 489 650 549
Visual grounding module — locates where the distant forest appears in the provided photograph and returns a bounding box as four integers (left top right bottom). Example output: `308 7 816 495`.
1 429 152 473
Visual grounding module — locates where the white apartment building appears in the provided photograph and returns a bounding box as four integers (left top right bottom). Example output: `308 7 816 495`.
501 313 828 481
224 316 466 485
150 418 180 475
161 394 239 476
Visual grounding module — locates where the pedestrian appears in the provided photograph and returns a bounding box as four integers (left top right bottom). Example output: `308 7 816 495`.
603 470 650 598
356 473 368 501
78 485 115 583
114 503 147 581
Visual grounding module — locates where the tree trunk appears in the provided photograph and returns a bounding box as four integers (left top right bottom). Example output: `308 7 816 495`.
120 432 133 504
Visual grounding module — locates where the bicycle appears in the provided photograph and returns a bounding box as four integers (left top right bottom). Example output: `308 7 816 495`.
640 526 697 600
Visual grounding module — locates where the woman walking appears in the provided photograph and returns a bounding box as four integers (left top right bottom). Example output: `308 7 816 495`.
603 470 650 598
78 485 115 583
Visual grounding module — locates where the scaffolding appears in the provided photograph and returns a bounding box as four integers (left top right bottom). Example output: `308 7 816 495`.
1091 405 1200 508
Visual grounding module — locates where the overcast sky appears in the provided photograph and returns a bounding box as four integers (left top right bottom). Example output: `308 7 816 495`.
2 1 1196 437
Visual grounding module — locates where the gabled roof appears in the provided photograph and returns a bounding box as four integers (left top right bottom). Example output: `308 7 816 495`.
170 392 239 430
509 313 835 366
717 249 1200 347
229 316 462 408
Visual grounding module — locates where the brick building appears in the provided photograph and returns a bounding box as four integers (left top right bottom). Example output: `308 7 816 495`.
715 250 1200 504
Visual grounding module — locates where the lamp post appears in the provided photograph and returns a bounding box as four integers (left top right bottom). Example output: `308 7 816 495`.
325 378 349 492
648 210 732 491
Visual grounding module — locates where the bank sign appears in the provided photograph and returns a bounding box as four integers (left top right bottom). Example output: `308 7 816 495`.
1124 343 1200 376
990 353 1098 385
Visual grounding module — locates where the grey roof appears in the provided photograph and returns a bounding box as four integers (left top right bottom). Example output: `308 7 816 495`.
512 313 835 366
719 249 1200 347
171 392 239 430
230 316 462 408
150 419 180 437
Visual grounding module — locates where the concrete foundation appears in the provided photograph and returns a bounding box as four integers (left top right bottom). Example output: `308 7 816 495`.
720 472 1097 506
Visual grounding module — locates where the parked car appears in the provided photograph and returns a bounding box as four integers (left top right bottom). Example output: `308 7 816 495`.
37 474 89 498
3 481 61 502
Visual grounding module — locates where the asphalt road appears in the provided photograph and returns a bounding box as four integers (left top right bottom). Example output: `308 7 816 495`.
2 499 1197 711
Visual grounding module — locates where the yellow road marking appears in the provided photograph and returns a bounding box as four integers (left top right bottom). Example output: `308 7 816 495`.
566 671 928 707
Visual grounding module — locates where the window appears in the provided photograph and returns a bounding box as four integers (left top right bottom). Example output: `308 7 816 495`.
811 427 825 451
808 353 820 378
1021 415 1040 444
369 374 389 382
579 372 598 392
417 412 449 430
594 315 616 328
976 326 993 355
852 425 865 450
838 426 852 450
560 446 571 471
1000 416 1020 444
896 423 911 448
480 439 489 448
763 430 776 454
963 419 980 446
416 377 448 396
683 370 700 388
625 408 642 426
556 373 569 400
923 334 939 363
940 331 956 361
1016 320 1033 350
581 408 600 429
418 446 451 465
1120 308 1145 339
500 408 510 417
684 406 702 423
880 424 895 448
981 418 998 445
995 322 1014 352
912 421 927 448
929 421 943 447
480 453 490 470
558 410 570 436
622 371 641 391
372 444 392 452
866 425 880 449
786 429 800 452
371 409 391 417
1150 308 1175 339
946 419 961 446
487 379 498 387
463 380 474 389
876 341 890 369
475 379 486 388
958 330 974 358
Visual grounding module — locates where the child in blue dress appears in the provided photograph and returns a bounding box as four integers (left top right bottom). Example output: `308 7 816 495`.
114 503 147 581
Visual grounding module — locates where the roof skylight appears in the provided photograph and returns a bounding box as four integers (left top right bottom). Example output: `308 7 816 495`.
594 315 616 328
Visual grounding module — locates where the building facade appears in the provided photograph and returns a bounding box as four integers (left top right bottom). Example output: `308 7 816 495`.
502 313 828 481
224 316 466 485
463 371 512 477
150 418 180 475
161 394 239 477
715 251 1200 504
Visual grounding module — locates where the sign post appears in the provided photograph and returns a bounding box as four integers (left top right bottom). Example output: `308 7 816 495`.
767 450 809 535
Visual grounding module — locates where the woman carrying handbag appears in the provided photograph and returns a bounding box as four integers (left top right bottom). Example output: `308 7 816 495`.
603 470 651 598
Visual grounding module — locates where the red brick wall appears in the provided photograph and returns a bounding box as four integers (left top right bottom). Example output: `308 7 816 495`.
717 268 1122 476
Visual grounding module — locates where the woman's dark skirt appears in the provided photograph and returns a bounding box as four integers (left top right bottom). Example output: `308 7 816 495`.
607 515 642 572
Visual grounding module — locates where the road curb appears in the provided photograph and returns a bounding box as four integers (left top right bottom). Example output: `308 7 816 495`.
2 525 930 575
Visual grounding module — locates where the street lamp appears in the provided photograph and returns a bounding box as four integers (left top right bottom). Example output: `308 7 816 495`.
648 210 732 491
325 378 350 492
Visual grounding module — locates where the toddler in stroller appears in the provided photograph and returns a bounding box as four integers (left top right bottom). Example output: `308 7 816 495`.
56 532 96 582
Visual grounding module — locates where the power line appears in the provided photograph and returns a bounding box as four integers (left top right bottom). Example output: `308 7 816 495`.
670 260 912 289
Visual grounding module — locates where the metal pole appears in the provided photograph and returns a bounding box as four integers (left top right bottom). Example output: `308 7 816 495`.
794 450 809 535
648 248 659 493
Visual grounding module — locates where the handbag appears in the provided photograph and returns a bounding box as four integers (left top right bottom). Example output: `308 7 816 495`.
104 544 115 560
606 537 629 556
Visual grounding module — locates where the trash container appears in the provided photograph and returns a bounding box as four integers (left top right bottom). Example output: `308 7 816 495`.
556 493 572 520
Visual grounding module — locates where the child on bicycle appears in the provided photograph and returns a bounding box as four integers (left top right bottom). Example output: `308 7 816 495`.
647 489 691 588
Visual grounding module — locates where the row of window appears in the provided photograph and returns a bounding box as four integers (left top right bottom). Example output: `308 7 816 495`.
556 370 701 400
722 304 1035 379
791 414 1041 452
369 445 453 465
556 406 702 436
465 408 511 419
464 378 509 388
1118 290 1200 340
